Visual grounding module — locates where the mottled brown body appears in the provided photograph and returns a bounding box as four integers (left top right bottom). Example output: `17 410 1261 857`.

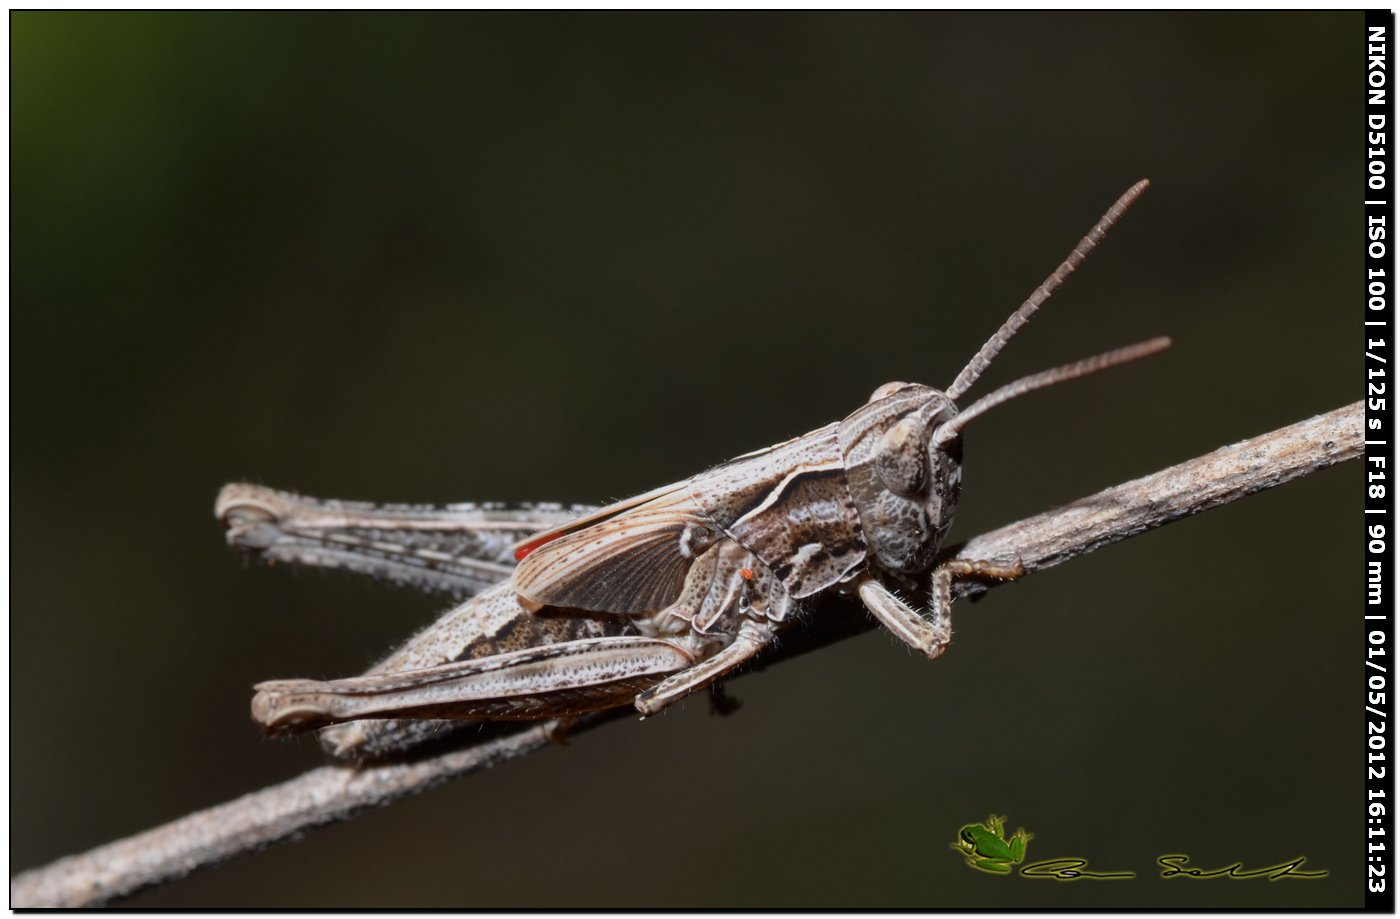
229 180 1167 761
693 424 866 598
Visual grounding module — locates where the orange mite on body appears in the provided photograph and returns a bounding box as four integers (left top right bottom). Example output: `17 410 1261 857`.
739 568 755 581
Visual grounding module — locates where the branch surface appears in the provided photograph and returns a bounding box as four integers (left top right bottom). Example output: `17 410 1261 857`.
11 401 1361 907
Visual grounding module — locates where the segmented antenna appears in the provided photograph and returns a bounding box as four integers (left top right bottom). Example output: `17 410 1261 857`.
945 179 1151 402
933 336 1171 450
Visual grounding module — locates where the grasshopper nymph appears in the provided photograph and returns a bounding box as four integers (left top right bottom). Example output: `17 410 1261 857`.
221 180 1168 761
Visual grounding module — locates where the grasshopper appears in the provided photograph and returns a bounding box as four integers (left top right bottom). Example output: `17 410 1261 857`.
221 180 1168 761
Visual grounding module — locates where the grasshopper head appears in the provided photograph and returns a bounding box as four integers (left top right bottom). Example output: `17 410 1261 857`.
843 334 1170 577
838 383 963 576
839 180 1168 578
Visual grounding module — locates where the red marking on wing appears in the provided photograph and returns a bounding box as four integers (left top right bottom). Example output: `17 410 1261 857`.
514 532 565 561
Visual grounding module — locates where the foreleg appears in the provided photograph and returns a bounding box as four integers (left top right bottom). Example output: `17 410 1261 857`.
858 558 1024 659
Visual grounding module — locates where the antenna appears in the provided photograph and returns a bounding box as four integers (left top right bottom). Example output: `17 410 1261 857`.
945 179 1151 403
933 337 1171 450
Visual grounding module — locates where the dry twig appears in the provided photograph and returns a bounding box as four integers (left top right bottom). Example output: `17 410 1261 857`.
11 401 1361 908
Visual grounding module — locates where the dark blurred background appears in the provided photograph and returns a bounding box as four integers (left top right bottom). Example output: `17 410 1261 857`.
12 11 1358 907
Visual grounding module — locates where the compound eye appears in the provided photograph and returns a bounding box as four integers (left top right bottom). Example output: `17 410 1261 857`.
876 415 927 495
867 381 908 404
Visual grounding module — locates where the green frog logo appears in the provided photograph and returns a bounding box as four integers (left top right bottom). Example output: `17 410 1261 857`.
952 814 1033 874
